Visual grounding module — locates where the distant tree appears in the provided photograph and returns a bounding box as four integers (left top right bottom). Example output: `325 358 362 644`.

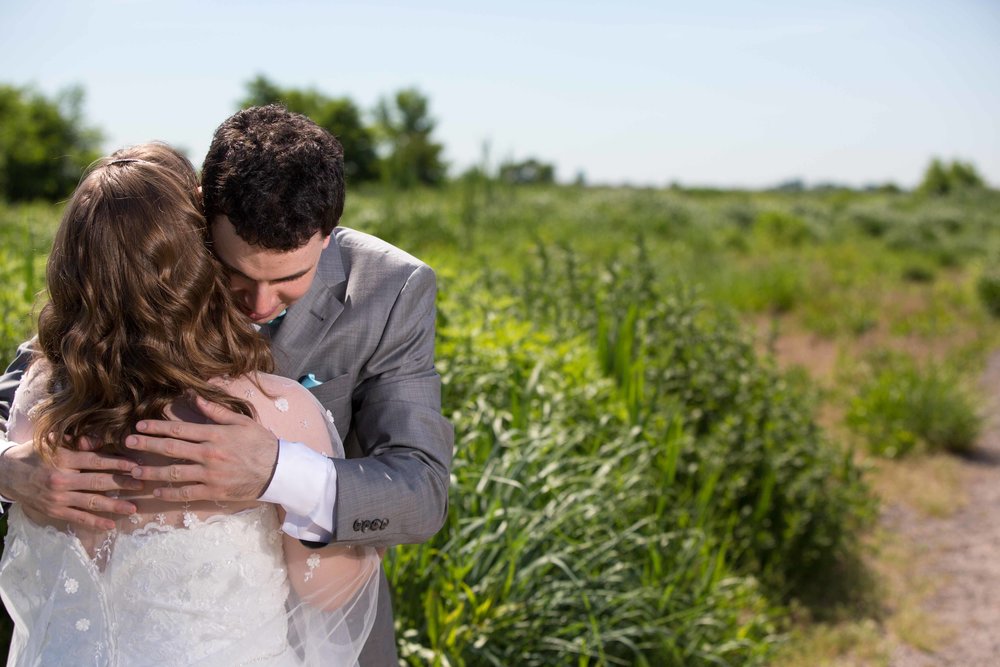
772 179 805 193
239 75 379 183
863 182 902 194
919 158 951 196
0 84 102 202
919 158 986 196
374 88 446 187
499 158 556 185
811 182 850 192
949 160 985 189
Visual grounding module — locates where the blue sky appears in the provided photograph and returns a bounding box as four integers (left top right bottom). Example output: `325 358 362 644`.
2 0 998 187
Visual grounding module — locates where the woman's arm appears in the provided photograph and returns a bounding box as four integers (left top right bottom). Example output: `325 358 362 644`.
1 356 141 530
255 377 382 610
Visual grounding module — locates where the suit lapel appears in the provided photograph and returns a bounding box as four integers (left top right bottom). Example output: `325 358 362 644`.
269 233 347 380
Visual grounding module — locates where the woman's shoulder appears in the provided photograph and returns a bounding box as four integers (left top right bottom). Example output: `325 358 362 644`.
13 358 53 413
223 373 336 453
220 373 321 415
22 357 51 387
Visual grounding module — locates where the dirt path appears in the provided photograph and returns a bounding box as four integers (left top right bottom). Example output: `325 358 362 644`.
888 350 1000 666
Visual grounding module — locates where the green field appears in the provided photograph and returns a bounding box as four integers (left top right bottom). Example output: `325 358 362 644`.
2 183 998 665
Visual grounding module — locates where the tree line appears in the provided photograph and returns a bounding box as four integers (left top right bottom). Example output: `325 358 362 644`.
0 76 990 203
0 76 559 203
0 85 103 201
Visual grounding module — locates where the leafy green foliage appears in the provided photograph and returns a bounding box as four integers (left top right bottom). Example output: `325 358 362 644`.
374 88 447 187
572 251 869 599
918 158 986 196
846 353 980 458
753 210 814 246
900 261 936 283
499 158 556 184
0 85 102 202
976 270 1000 318
0 203 57 362
240 75 379 183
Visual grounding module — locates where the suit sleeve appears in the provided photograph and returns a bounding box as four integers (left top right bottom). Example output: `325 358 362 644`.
0 340 35 436
331 263 454 547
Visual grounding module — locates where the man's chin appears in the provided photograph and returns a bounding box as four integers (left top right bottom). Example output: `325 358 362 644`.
242 310 272 324
249 307 286 324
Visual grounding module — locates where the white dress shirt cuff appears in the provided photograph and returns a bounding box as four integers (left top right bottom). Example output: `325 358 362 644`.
258 439 337 543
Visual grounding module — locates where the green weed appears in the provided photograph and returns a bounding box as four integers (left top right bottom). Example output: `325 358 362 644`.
976 270 1000 318
846 353 980 457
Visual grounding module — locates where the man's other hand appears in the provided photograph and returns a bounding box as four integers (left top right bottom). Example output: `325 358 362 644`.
0 442 142 531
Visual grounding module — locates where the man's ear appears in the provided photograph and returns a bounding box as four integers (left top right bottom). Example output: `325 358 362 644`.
322 234 332 249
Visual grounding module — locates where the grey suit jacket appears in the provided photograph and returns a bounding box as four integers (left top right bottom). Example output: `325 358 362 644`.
0 226 455 667
277 227 453 548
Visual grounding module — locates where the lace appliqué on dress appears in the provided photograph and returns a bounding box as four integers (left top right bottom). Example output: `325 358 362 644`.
0 505 295 666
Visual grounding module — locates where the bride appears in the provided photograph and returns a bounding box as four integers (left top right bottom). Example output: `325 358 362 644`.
0 144 379 666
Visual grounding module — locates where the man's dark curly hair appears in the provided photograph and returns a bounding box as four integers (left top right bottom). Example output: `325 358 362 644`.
201 105 345 251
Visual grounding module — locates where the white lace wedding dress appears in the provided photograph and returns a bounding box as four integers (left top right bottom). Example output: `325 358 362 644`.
0 367 379 666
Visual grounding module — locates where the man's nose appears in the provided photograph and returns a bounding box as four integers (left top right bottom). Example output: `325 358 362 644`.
246 285 275 314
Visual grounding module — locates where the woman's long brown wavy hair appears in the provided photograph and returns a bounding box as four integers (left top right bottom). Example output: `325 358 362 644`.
32 143 274 459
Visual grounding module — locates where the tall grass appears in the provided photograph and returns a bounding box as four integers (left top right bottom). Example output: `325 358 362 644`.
385 240 870 664
0 204 54 363
390 284 779 665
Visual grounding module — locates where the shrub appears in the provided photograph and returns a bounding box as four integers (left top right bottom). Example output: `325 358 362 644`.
846 354 980 457
725 200 758 230
718 262 806 315
849 205 902 238
918 158 985 196
754 210 813 246
901 262 935 283
976 270 1000 318
630 289 870 596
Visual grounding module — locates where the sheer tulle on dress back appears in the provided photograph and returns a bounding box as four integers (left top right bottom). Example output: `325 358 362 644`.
0 366 379 666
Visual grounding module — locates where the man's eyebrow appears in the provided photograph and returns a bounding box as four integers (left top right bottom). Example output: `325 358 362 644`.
271 268 311 283
218 259 310 283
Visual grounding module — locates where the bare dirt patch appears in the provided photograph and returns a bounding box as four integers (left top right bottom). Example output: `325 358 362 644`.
886 350 1000 666
753 317 842 384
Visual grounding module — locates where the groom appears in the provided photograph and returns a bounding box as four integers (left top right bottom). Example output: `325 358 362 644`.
0 105 454 665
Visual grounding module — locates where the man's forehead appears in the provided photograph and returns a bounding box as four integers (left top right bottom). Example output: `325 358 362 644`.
209 214 323 253
210 216 327 280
